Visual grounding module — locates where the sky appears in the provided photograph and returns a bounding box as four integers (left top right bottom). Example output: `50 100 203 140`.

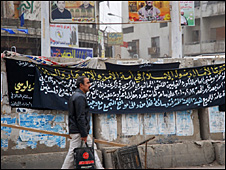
99 1 122 32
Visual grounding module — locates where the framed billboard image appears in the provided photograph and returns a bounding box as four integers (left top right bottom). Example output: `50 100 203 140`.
50 1 95 23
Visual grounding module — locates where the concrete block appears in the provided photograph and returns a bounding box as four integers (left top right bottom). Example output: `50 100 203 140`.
212 142 225 165
137 141 215 169
101 147 120 169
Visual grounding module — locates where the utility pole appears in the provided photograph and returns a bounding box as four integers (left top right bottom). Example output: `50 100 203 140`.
41 1 50 57
171 1 182 58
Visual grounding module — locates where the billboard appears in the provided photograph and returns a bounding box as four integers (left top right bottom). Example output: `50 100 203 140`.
128 1 171 22
50 1 95 23
180 1 195 26
51 47 93 59
107 33 124 46
50 24 79 47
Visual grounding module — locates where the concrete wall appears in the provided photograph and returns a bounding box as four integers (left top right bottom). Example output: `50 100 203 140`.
102 140 225 169
94 110 201 148
121 1 225 58
1 56 225 168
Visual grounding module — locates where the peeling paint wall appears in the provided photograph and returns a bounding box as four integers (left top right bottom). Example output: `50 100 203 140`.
1 57 225 155
1 110 68 151
95 110 200 146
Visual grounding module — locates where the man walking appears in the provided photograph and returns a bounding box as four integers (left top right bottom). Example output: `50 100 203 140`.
62 76 104 169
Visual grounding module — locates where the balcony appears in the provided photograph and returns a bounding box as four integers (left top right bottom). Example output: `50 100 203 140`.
184 42 201 55
202 2 225 18
184 40 225 55
201 40 225 53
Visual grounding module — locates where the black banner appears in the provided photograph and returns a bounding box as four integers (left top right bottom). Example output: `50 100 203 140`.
32 63 225 114
5 58 36 108
105 62 180 71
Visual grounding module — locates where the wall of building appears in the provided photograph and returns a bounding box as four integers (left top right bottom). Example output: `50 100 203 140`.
1 56 225 156
121 1 225 59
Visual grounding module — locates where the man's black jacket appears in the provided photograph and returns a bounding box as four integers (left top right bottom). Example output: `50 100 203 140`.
68 88 90 137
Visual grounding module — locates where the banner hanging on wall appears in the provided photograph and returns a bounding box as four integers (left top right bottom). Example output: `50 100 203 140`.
51 47 93 59
128 1 171 22
180 1 195 26
32 63 225 114
50 1 95 23
50 24 79 47
5 58 36 108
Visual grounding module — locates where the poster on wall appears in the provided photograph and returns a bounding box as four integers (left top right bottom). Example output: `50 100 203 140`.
180 1 195 26
208 106 225 133
50 24 79 47
51 47 93 59
176 110 194 136
128 1 171 22
107 33 123 46
50 1 95 23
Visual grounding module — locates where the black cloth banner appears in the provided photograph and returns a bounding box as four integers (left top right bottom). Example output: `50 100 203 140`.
5 58 36 108
105 62 180 71
32 63 225 114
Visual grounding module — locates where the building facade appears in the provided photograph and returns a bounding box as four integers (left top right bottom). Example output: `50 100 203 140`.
1 1 113 57
121 1 225 59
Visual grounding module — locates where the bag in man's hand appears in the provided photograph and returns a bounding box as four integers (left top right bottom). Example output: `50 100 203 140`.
73 140 95 169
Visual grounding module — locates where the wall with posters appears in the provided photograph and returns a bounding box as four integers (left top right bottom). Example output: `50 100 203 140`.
1 56 225 155
94 110 201 146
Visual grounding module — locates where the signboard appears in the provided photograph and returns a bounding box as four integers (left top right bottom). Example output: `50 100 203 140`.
50 1 95 23
180 1 195 26
32 63 225 113
51 47 93 59
107 33 123 45
128 1 171 22
50 24 79 47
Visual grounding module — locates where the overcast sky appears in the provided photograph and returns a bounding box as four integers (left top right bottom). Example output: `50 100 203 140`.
99 1 122 32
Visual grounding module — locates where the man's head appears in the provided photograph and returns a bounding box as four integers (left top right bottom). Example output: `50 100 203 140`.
57 1 66 12
146 1 153 6
83 1 90 8
181 10 184 16
76 76 91 94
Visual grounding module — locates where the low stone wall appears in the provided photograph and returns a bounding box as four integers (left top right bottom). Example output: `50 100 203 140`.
102 140 225 169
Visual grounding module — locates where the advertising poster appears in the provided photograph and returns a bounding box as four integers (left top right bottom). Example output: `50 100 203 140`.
128 1 171 22
51 47 93 59
50 24 79 47
50 1 95 23
107 33 124 45
180 1 195 26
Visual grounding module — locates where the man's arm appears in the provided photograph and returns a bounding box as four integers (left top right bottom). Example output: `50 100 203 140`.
74 96 88 138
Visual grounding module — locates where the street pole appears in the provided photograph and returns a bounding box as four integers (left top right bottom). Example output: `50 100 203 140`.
171 1 182 58
41 1 50 57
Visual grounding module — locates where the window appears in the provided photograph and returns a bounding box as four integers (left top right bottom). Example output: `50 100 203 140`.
192 30 200 43
123 27 134 34
216 27 225 41
160 22 168 28
194 1 200 7
151 37 160 57
127 40 139 58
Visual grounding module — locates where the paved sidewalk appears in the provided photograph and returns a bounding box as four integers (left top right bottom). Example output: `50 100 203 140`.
165 162 225 169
